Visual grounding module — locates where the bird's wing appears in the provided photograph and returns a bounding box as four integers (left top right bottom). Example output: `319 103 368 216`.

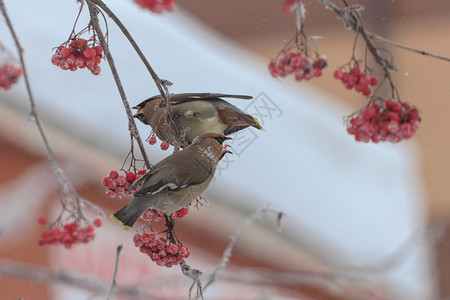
133 151 213 197
169 93 252 105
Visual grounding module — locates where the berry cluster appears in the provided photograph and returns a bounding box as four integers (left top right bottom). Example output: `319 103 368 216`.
148 136 170 151
0 63 23 90
334 66 378 96
268 52 327 82
38 218 102 248
51 38 103 75
102 169 147 198
141 207 189 222
347 99 421 143
134 0 175 13
134 232 190 268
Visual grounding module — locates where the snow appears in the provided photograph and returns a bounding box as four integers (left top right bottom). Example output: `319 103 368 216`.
0 0 432 298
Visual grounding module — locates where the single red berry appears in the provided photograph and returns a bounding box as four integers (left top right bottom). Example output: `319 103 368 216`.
83 48 96 59
90 65 101 76
102 176 110 186
160 141 170 151
126 172 136 182
86 225 95 233
369 76 378 86
94 46 103 55
117 176 127 187
148 136 157 145
38 216 46 225
93 218 102 227
51 55 61 66
59 47 72 58
138 169 147 175
109 170 119 179
108 179 118 190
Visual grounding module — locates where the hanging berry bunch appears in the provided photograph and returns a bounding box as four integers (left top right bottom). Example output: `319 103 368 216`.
38 217 103 249
0 43 23 90
334 64 378 96
37 187 104 248
51 38 103 75
268 0 327 82
134 207 190 268
102 169 147 198
51 5 107 76
346 99 421 143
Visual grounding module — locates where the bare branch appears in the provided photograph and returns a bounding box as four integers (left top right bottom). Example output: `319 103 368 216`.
0 0 97 217
200 205 285 296
106 244 123 300
0 259 160 300
367 32 450 63
86 0 172 111
85 1 151 169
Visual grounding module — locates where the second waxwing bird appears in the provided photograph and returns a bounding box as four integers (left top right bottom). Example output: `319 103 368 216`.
133 93 262 146
110 133 231 230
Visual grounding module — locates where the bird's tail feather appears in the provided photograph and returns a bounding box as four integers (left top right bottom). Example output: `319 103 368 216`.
110 199 148 231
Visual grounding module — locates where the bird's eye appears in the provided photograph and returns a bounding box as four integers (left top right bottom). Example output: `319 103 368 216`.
135 113 147 124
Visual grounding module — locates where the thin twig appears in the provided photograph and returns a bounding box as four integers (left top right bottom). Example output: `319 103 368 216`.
0 259 160 300
180 260 204 300
367 31 450 63
86 0 172 108
106 244 123 300
198 205 285 297
85 1 151 169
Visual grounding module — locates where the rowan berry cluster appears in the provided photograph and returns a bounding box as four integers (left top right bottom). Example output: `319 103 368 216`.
347 99 421 143
334 66 378 96
134 0 175 13
38 218 102 248
0 63 23 90
134 232 190 268
268 52 327 82
102 169 147 198
141 207 189 222
51 38 103 75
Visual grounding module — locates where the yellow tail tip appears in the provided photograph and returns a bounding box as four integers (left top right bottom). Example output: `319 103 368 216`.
109 214 132 231
252 116 262 130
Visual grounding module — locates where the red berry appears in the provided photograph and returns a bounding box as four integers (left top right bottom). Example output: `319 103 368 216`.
109 170 119 179
126 172 136 182
38 216 46 225
369 76 378 86
160 141 170 151
148 136 157 145
94 46 103 55
83 48 96 58
333 69 343 79
93 218 102 227
59 47 72 58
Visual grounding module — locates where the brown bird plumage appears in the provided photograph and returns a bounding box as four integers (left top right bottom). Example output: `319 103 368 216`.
133 93 262 146
110 133 231 230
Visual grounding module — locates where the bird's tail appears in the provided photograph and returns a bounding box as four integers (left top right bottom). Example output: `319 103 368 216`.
251 116 262 130
110 198 148 231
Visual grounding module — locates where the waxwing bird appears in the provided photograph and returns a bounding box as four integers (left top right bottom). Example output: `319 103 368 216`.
133 93 262 146
110 133 231 230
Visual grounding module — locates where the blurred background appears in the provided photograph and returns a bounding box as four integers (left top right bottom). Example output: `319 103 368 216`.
0 0 449 299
